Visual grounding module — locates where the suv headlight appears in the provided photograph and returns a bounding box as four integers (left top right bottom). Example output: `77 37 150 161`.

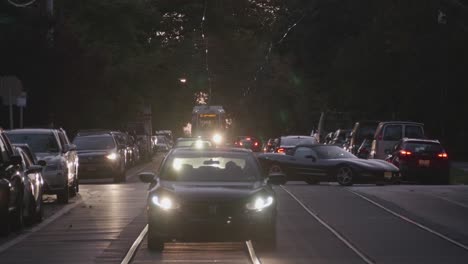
106 153 118 160
151 195 180 210
246 196 274 211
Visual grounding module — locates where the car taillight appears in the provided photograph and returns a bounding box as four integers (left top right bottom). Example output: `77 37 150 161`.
254 142 259 146
246 137 251 141
399 150 412 156
437 153 448 159
240 142 243 146
277 148 285 154
234 142 238 145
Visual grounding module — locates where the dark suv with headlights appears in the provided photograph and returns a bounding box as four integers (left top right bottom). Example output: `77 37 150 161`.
73 132 126 183
139 148 286 251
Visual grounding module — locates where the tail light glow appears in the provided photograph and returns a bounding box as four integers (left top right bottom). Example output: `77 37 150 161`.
437 153 448 158
254 142 259 146
399 150 412 156
277 148 285 154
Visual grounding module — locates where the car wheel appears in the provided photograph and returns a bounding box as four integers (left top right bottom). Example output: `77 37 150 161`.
57 184 69 204
0 207 11 236
70 177 79 196
35 196 44 223
336 166 354 186
147 223 165 251
25 195 37 226
269 164 282 174
305 178 318 185
12 190 24 231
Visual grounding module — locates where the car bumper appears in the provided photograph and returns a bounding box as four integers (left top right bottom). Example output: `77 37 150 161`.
399 165 449 182
78 163 120 178
148 207 275 241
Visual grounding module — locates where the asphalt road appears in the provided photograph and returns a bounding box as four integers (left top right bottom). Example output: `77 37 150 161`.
1 155 468 264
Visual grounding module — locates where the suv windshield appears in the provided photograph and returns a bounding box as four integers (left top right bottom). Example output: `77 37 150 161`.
161 153 261 182
7 133 60 153
73 136 116 150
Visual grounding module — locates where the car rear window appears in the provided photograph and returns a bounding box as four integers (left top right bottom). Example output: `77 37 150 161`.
383 125 402 141
281 137 317 146
161 153 261 182
403 142 443 154
7 133 60 153
405 125 424 138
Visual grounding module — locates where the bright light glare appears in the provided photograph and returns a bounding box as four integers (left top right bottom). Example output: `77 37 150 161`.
179 78 187 83
151 196 175 210
195 140 204 149
213 134 222 144
173 158 182 170
246 196 274 211
106 153 117 160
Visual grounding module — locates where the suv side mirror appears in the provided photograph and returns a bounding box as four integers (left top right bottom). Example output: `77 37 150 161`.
139 172 157 183
26 165 43 175
305 155 317 162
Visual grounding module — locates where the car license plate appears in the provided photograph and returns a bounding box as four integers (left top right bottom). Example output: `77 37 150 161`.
384 172 392 180
418 160 430 167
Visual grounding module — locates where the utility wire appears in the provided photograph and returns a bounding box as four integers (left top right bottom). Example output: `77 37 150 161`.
7 0 37 8
243 9 317 97
200 0 212 104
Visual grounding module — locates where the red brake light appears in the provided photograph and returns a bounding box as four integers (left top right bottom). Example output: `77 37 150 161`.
240 142 243 146
277 148 285 154
437 153 448 158
254 142 259 146
399 150 412 156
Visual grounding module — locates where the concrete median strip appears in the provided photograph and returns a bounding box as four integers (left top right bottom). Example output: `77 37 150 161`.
281 186 375 264
348 189 468 252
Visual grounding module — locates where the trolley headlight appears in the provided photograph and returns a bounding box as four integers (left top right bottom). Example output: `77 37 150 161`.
246 196 274 211
151 195 180 210
212 134 223 144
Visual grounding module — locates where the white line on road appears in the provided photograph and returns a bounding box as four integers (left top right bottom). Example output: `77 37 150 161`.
348 189 468 251
281 186 375 264
121 224 148 264
429 194 468 209
245 240 262 264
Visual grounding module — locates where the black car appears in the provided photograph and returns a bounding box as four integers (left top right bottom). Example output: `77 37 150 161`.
139 148 286 251
258 144 399 186
385 138 450 184
274 135 318 154
73 133 127 182
233 136 262 152
0 131 43 235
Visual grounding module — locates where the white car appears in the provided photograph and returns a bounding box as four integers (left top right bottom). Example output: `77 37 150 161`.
6 128 79 204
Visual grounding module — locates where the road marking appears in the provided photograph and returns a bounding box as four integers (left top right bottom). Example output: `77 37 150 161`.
0 194 86 254
428 194 468 209
281 186 375 264
348 189 468 251
245 240 262 264
121 224 148 264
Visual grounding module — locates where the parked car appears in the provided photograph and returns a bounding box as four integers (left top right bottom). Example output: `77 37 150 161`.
233 136 262 152
128 135 141 165
138 147 285 251
330 129 351 148
174 137 213 149
73 132 127 183
370 122 425 160
0 131 43 235
111 131 134 168
263 138 277 153
385 138 449 184
258 144 400 185
5 128 78 203
274 135 318 154
155 136 170 152
356 139 372 159
13 144 45 225
348 121 379 155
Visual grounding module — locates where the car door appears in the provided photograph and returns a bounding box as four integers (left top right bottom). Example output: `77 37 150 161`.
288 147 325 179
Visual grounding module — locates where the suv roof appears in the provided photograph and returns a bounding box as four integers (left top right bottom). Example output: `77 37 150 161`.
378 121 424 126
402 138 440 144
6 128 57 134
